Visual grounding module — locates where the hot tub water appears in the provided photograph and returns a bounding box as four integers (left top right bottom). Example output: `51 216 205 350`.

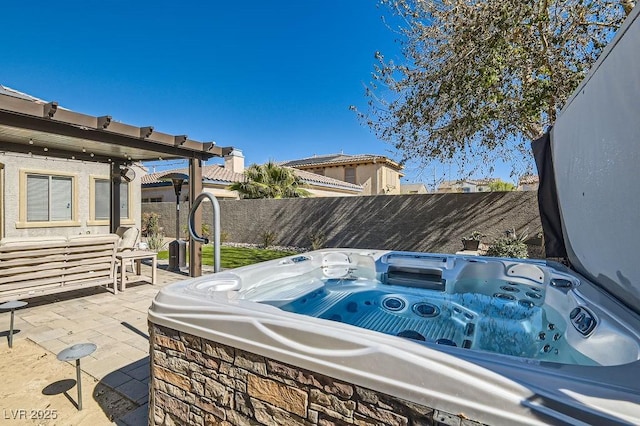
274 277 596 365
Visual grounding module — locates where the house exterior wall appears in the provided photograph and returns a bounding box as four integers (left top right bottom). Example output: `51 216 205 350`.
518 183 540 191
306 187 360 197
0 152 141 238
142 184 239 203
142 183 361 203
400 184 428 194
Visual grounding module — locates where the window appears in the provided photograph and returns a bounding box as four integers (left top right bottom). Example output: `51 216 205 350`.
142 197 163 203
88 176 133 225
27 175 72 221
344 167 356 184
120 181 129 219
94 178 110 220
18 170 79 227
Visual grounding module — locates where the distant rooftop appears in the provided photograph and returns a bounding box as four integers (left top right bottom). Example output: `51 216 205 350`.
142 165 245 185
519 175 540 185
0 85 47 103
281 153 403 171
143 165 363 192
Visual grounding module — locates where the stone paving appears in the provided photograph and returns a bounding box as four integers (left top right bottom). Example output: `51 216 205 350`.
0 262 190 425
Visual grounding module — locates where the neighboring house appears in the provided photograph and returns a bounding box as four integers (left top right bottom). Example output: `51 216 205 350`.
437 179 477 193
142 149 363 200
0 86 142 239
142 151 247 201
437 178 499 193
400 183 428 194
280 153 404 195
518 175 540 191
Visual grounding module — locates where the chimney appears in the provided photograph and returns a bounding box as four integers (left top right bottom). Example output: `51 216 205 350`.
224 149 245 173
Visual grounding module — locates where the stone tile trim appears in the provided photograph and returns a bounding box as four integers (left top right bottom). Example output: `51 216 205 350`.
149 323 487 426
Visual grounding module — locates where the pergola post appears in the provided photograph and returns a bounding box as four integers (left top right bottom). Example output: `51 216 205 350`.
110 161 123 233
189 158 203 277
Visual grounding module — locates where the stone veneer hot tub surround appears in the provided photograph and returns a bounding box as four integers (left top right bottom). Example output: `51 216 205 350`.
148 249 640 425
149 323 483 426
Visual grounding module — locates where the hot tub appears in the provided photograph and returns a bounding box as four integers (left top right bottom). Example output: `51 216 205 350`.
148 249 640 425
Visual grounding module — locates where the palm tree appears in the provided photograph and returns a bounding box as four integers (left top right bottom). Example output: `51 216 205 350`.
228 162 311 199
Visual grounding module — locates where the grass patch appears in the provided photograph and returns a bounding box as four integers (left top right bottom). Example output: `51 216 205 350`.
156 245 298 269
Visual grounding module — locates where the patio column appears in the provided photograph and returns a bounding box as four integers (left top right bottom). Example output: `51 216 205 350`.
189 158 203 277
110 161 123 233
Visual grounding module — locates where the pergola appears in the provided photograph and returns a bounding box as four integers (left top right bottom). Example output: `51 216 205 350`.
0 91 232 276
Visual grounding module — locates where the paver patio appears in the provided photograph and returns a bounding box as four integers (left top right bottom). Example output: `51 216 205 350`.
0 262 190 425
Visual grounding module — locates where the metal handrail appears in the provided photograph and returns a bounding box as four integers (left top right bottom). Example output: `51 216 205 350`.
188 192 221 273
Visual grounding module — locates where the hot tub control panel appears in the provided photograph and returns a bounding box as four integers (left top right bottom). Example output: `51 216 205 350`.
570 306 597 336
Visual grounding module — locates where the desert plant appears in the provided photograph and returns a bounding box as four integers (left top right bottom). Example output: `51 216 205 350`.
260 230 278 248
461 230 484 251
142 212 161 237
183 223 212 240
462 231 484 242
308 230 326 250
146 232 166 252
228 161 311 199
142 212 165 251
485 229 529 258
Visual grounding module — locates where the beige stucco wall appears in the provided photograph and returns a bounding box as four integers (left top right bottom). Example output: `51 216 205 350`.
142 182 360 201
311 163 401 196
141 183 239 202
306 187 360 197
0 152 141 238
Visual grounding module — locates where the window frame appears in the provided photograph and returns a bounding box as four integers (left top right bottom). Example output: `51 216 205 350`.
88 175 134 226
344 166 357 184
17 169 80 228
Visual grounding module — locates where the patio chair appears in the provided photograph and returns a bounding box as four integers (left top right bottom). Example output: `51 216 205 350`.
115 226 140 273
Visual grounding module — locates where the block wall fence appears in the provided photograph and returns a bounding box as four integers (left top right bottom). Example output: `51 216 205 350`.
143 192 543 256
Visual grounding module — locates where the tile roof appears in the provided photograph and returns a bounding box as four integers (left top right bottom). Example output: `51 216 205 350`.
142 165 362 192
437 178 501 188
519 175 540 185
142 165 245 185
292 169 362 191
280 153 403 170
469 178 499 186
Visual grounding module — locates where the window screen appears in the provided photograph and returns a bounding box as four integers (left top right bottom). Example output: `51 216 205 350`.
27 175 49 221
120 182 129 219
51 177 72 220
345 167 356 184
26 174 72 222
95 179 110 220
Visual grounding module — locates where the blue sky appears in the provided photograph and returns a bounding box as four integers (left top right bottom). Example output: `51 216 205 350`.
2 1 519 185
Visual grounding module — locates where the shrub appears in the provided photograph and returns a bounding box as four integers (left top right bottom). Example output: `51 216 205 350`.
260 230 278 248
462 230 484 242
183 223 213 240
146 232 166 252
142 212 165 251
308 230 326 250
142 212 161 237
485 229 528 258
